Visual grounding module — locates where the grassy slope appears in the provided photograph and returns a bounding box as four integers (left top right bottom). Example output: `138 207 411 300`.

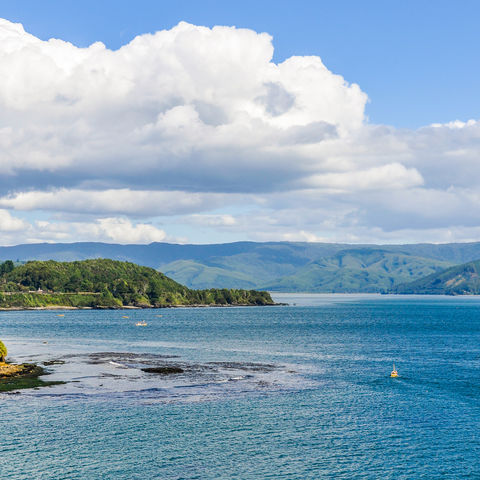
263 249 453 293
160 260 258 290
394 260 480 294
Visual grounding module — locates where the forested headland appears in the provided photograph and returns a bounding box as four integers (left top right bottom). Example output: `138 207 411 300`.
0 259 274 309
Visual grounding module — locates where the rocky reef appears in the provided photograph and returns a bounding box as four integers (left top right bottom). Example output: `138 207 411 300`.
0 362 63 392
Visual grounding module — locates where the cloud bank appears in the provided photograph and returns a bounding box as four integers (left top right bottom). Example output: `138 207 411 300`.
0 18 478 245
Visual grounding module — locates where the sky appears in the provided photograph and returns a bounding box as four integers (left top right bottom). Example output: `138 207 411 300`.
0 1 479 245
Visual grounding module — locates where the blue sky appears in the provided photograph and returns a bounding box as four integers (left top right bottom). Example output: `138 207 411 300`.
0 2 479 245
2 0 479 128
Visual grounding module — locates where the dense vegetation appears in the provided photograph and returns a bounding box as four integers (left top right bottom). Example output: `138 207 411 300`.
393 260 480 295
0 259 274 309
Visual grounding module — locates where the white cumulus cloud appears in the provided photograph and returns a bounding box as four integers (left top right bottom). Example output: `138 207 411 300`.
0 209 29 232
0 18 367 193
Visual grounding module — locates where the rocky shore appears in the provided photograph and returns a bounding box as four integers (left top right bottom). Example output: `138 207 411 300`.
0 362 63 392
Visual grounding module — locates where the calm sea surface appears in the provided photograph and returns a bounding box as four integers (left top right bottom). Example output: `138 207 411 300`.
1 294 480 479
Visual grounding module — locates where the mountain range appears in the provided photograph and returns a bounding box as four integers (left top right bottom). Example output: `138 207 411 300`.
3 241 480 293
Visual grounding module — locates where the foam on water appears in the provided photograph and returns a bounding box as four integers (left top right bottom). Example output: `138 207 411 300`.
4 337 314 402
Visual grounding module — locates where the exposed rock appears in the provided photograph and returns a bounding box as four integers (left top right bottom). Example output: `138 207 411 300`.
0 362 43 378
43 359 65 366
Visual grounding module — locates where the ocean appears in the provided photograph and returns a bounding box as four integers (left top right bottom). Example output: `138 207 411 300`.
1 294 480 479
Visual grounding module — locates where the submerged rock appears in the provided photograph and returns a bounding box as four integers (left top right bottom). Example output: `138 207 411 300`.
43 359 65 366
142 366 184 375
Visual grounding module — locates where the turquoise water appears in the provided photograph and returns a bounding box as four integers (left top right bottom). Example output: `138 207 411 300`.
2 294 480 479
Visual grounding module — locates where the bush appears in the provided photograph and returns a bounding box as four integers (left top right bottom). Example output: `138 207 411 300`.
0 340 7 362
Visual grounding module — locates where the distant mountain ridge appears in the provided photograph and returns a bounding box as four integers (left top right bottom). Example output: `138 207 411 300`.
2 241 480 292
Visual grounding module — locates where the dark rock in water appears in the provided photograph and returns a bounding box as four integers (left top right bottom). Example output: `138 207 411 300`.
142 366 184 375
43 359 65 366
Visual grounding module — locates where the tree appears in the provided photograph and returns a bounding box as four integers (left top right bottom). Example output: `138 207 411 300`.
0 340 7 363
0 260 14 276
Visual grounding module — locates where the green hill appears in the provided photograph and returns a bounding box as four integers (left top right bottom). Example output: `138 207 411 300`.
393 260 480 295
263 249 452 293
161 260 258 289
0 259 274 309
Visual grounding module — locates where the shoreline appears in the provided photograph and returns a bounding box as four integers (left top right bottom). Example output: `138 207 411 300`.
0 303 285 311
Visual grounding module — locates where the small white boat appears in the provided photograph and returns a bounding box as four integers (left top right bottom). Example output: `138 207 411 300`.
135 321 148 327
